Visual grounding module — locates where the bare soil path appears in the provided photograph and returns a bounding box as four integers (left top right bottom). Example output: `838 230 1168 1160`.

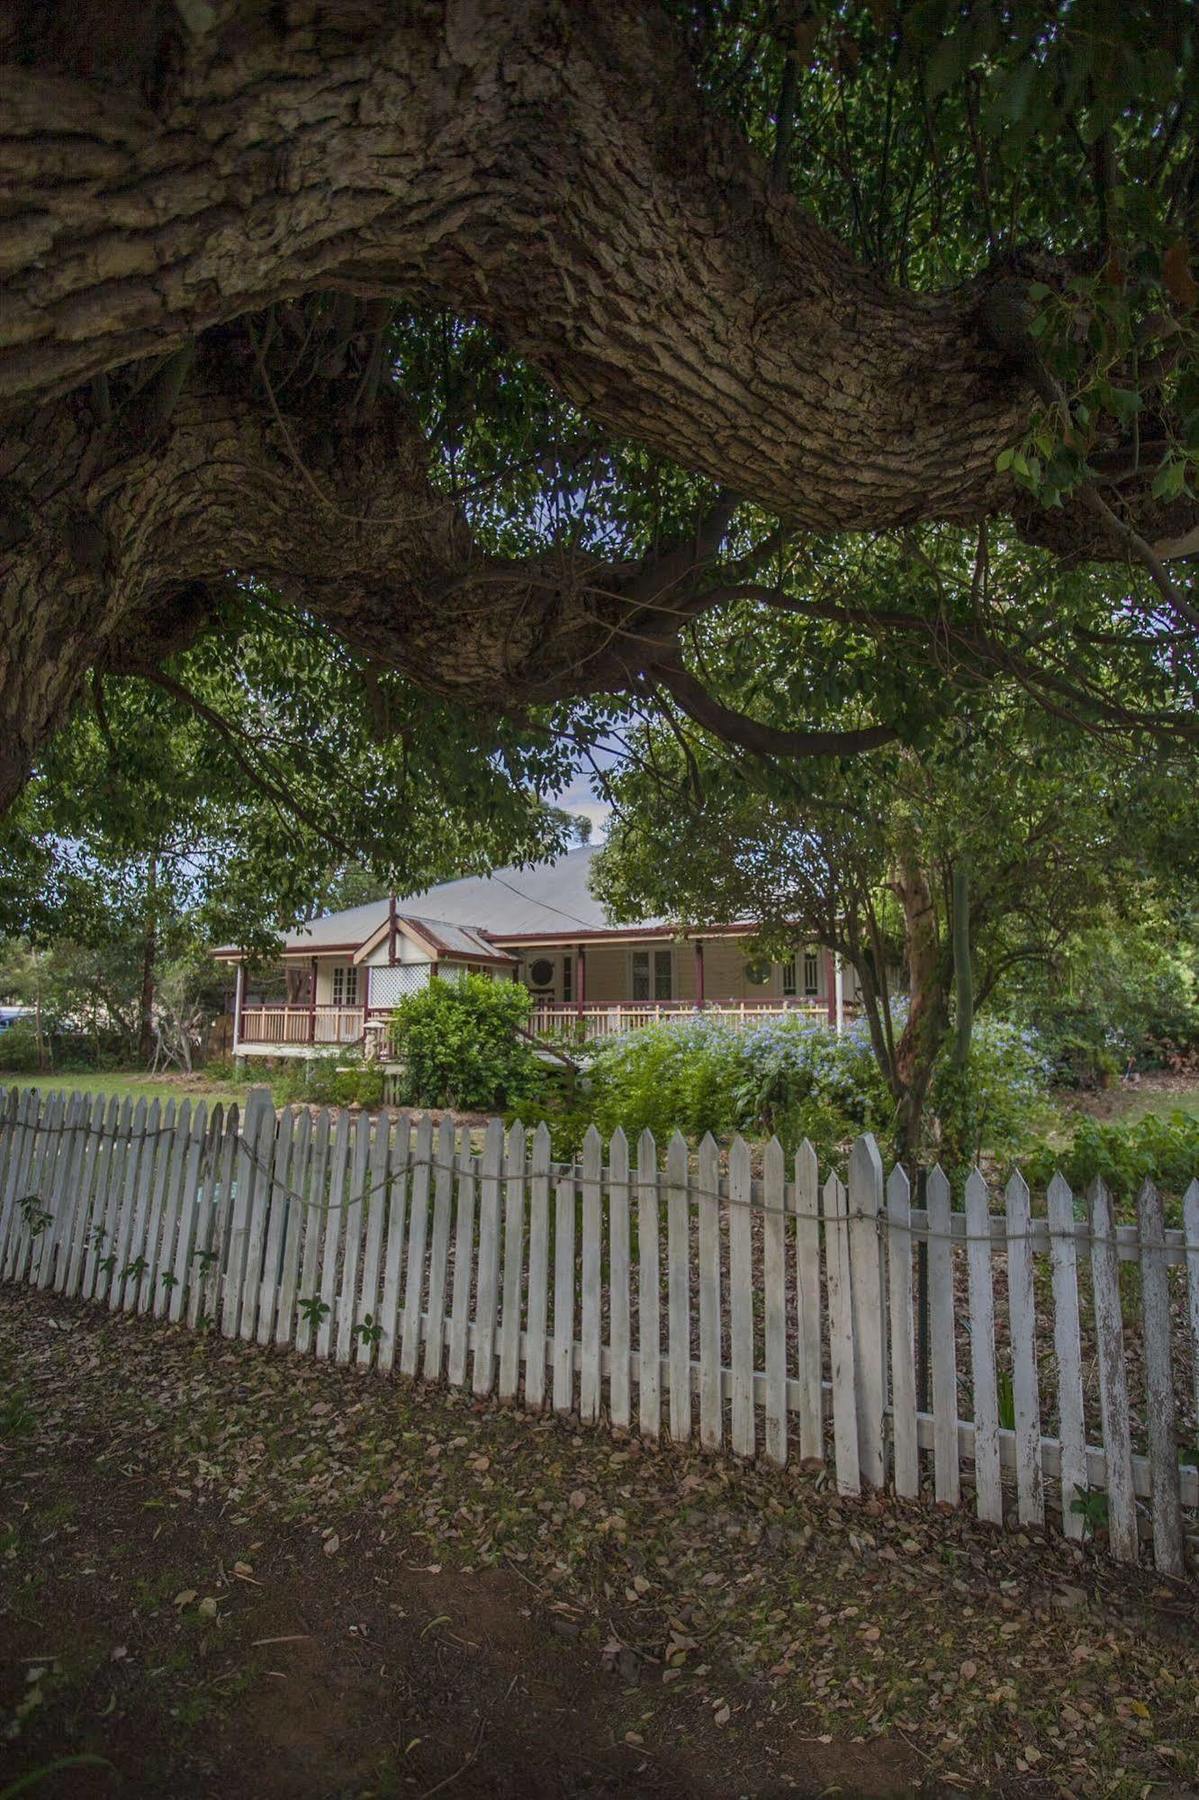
1 1290 1195 1799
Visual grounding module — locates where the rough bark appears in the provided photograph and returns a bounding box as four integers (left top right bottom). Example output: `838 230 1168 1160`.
0 321 758 808
2 0 1193 810
3 0 1192 548
891 846 951 1162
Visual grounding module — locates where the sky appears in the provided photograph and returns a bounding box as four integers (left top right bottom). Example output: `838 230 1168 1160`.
553 770 611 842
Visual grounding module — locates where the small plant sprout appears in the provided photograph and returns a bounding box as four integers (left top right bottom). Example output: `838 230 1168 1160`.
122 1255 148 1284
18 1194 53 1237
299 1295 330 1328
354 1313 383 1346
160 1270 178 1291
1070 1485 1110 1540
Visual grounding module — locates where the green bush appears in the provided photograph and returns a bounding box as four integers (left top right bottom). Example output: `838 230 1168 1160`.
267 1054 385 1108
1022 1110 1199 1221
1018 935 1199 1085
929 1017 1051 1174
583 1014 892 1164
388 974 541 1111
0 1020 41 1073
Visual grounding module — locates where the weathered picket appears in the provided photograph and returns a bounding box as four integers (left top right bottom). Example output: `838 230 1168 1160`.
1 1086 1196 1572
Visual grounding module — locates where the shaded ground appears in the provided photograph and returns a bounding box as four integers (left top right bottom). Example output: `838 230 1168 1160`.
1057 1072 1199 1128
1 1291 1196 1799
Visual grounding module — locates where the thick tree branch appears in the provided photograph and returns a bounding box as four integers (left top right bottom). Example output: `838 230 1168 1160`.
649 658 897 759
3 0 1191 557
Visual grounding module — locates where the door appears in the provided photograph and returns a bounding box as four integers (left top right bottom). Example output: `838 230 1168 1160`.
631 948 673 1001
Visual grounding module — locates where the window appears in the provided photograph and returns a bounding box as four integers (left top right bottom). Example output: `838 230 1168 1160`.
782 957 797 996
562 955 572 1003
529 957 555 989
744 956 772 987
803 949 820 997
632 948 672 1000
331 964 359 1007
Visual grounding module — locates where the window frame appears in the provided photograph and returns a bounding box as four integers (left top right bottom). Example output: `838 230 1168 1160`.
331 963 359 1008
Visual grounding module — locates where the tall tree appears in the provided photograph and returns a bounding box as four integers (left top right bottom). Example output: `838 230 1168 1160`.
592 655 1198 1157
1 2 1195 811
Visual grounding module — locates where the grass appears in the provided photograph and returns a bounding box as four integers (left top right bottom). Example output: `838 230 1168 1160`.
0 1070 253 1108
1087 1086 1199 1126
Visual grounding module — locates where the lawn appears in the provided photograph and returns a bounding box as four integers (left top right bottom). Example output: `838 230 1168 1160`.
1065 1073 1199 1127
1 1287 1196 1798
0 1069 252 1110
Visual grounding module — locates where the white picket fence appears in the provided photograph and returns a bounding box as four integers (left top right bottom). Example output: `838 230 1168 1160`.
1 1086 1196 1574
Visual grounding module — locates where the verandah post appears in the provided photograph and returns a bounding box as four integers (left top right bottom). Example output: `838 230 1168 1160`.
308 955 317 1044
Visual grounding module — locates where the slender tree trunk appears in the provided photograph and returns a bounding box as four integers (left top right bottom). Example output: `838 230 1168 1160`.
951 862 974 1069
891 846 951 1162
137 854 158 1068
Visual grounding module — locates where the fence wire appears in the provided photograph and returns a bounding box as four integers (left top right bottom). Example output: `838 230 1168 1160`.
1 1094 1196 1254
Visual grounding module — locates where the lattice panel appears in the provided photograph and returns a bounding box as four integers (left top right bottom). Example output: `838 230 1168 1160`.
368 962 431 1007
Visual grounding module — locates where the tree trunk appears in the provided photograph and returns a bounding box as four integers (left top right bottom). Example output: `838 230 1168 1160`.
138 853 157 1067
891 847 951 1162
951 862 974 1069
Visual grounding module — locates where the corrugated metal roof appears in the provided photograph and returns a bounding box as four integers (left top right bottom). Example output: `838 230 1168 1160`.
399 917 517 962
220 846 652 956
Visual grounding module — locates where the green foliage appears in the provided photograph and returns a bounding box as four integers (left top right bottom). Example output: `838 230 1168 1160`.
1023 1111 1199 1220
929 1017 1050 1174
584 1015 892 1164
1011 915 1199 1086
580 1009 1055 1168
0 604 576 955
0 1021 40 1073
387 975 541 1112
245 1054 385 1110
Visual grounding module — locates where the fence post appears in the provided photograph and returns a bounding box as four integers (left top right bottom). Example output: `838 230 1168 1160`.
848 1134 885 1488
1047 1173 1086 1539
823 1169 859 1496
1138 1180 1183 1576
964 1168 1001 1526
1185 1179 1199 1435
794 1139 823 1465
666 1131 692 1444
885 1163 918 1499
926 1165 959 1507
697 1132 723 1451
222 1087 265 1337
1004 1170 1044 1528
637 1130 661 1440
1088 1177 1137 1564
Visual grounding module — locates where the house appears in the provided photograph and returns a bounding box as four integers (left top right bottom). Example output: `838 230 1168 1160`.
213 846 856 1057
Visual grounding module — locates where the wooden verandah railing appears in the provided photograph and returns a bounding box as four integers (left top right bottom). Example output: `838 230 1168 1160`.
237 1005 365 1048
530 998 839 1042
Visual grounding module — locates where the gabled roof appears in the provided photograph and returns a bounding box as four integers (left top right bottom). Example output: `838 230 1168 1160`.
214 846 638 958
353 915 516 967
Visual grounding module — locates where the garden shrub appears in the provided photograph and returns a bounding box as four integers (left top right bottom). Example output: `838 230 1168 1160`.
388 974 541 1111
265 1054 386 1108
584 1013 892 1163
1022 1110 1199 1221
580 1010 1054 1170
1019 936 1199 1084
0 1020 41 1073
929 1016 1051 1175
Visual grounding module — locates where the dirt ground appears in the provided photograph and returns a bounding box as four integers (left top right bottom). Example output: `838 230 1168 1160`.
1 1291 1196 1800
